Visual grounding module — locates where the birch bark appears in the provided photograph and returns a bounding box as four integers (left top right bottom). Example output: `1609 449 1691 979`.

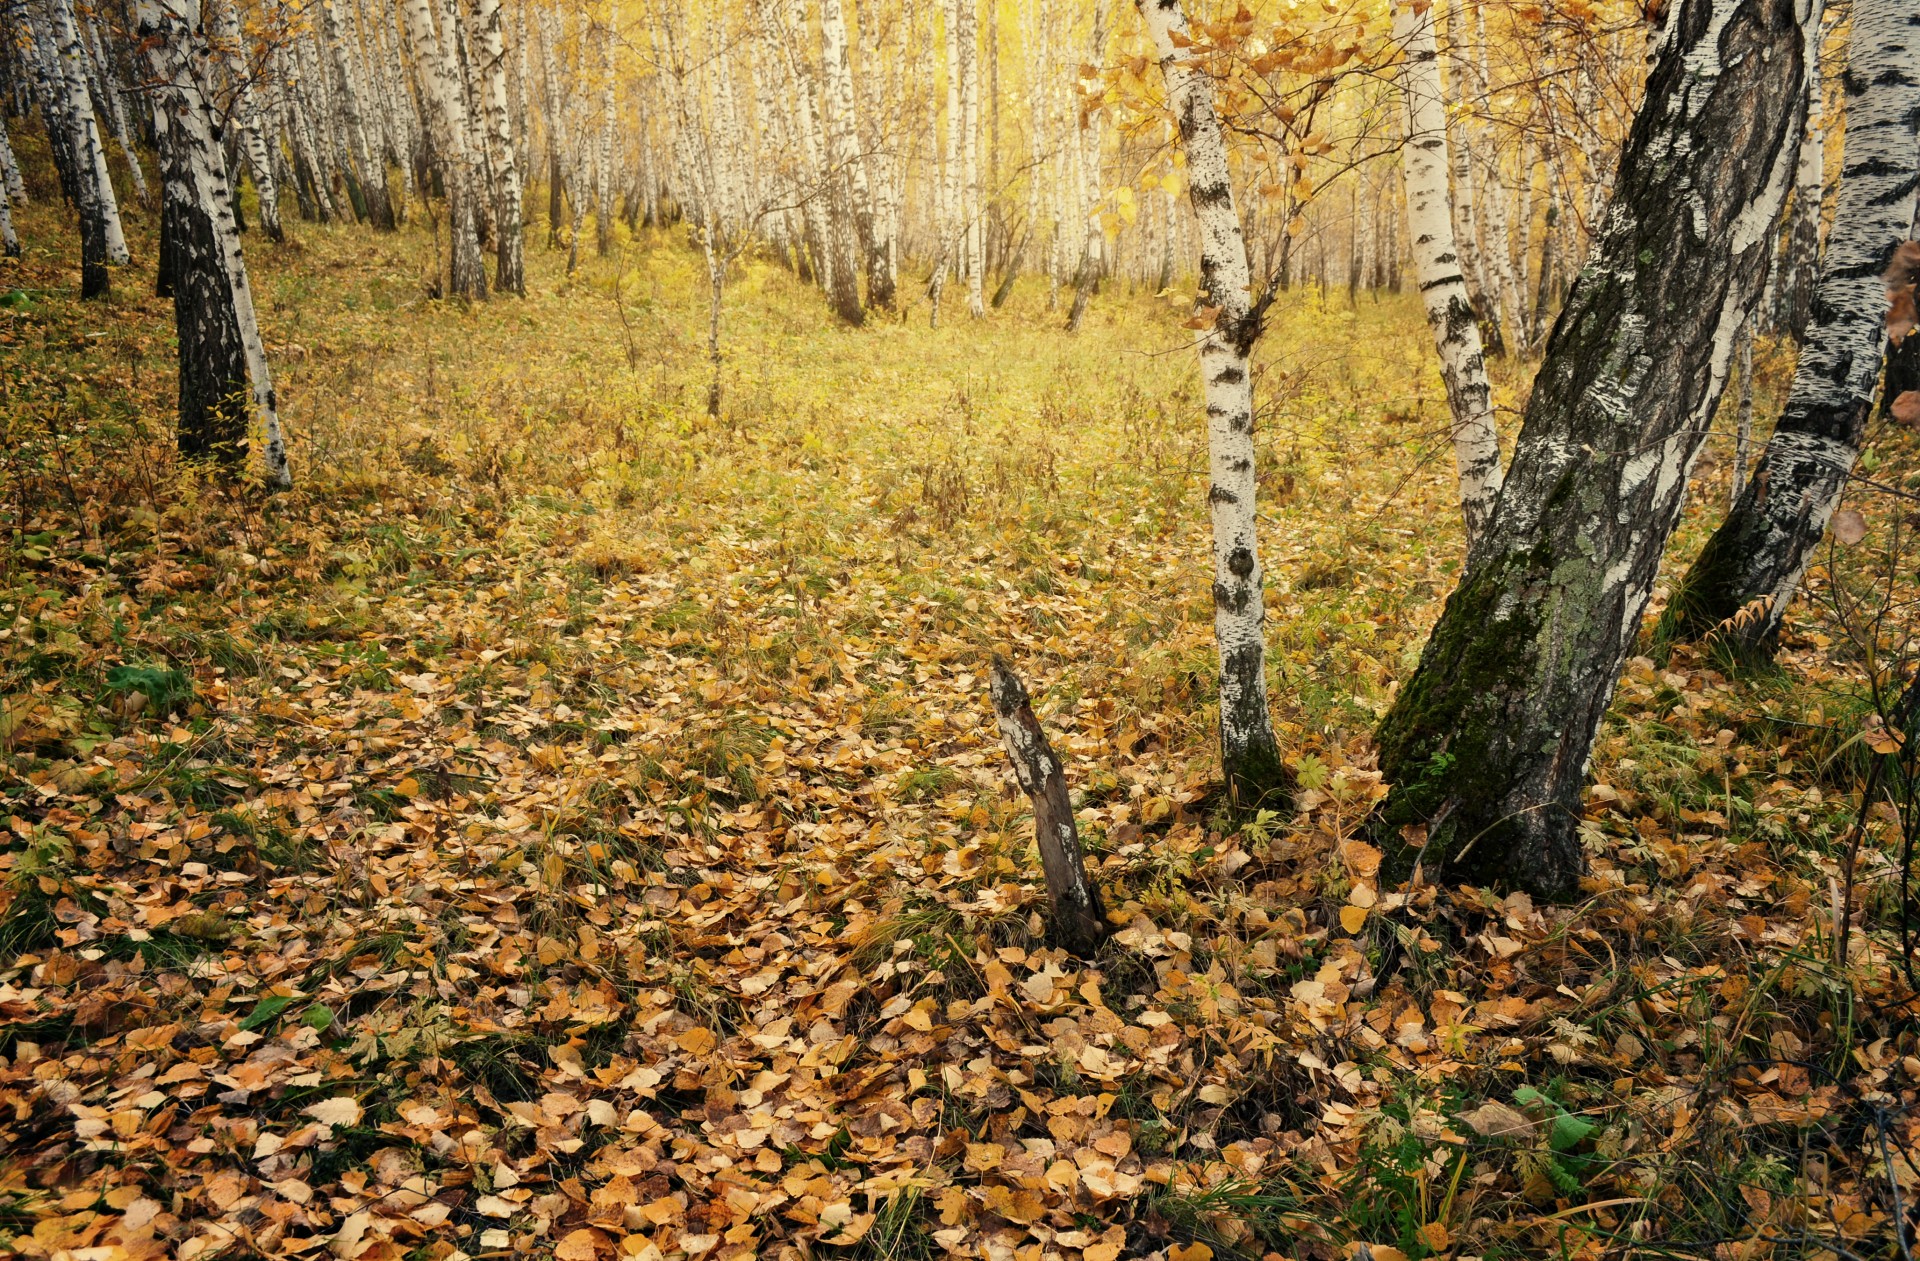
820 0 879 311
596 0 617 255
137 0 292 489
50 0 129 280
81 13 150 207
0 114 24 205
475 0 525 294
1394 0 1502 546
403 0 487 298
960 0 984 317
321 0 395 228
786 0 862 323
860 0 898 308
1663 0 1919 654
1374 0 1816 897
1133 0 1286 807
931 0 959 325
209 0 283 241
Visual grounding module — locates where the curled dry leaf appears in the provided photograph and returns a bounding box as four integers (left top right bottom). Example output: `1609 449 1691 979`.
1459 1100 1537 1140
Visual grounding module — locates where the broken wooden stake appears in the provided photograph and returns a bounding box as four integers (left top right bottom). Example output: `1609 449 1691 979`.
989 655 1109 956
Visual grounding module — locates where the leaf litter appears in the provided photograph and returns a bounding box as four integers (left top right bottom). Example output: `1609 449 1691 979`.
3 199 1920 1261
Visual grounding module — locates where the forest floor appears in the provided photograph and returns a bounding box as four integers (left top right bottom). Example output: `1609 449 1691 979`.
6 173 1920 1259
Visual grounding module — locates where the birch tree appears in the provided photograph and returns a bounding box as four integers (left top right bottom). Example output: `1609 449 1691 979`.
321 0 395 229
476 0 526 294
1662 0 1920 656
403 0 488 299
960 0 984 318
1134 0 1286 807
1394 0 1502 546
137 0 292 490
819 0 880 314
0 115 20 257
596 1 618 255
49 0 128 294
209 0 283 242
0 114 25 208
1372 0 1816 898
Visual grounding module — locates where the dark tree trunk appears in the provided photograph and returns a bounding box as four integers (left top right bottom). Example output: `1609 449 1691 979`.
156 188 178 299
991 230 1025 309
989 659 1107 957
1661 0 1920 657
1371 0 1815 899
1883 321 1920 421
171 170 251 466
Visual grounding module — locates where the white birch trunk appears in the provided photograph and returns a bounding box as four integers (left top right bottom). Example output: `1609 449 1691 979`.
596 0 618 255
932 0 959 324
1133 0 1284 802
475 0 525 294
959 0 984 317
137 0 291 489
50 0 129 267
402 0 487 298
0 114 25 204
1668 0 1918 650
820 0 879 310
209 0 283 241
860 0 898 308
1395 0 1503 545
321 0 393 228
81 13 150 207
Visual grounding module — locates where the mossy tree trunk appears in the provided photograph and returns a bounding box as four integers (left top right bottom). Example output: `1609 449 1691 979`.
1662 0 1920 655
1373 0 1816 898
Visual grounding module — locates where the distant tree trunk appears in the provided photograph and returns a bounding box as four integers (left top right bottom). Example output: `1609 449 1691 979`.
960 0 984 318
859 1 898 310
1372 0 1815 899
1135 0 1286 809
930 0 960 327
780 0 860 324
536 8 569 249
0 114 18 257
1777 22 1823 340
80 12 150 208
820 0 880 313
990 658 1108 956
596 1 617 255
475 0 525 294
0 114 26 206
321 0 394 229
209 0 283 242
49 0 128 294
138 0 291 489
1661 0 1918 655
1394 0 1502 547
1730 323 1755 505
403 0 487 299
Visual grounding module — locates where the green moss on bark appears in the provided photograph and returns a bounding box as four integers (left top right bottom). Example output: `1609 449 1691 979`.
1372 547 1550 889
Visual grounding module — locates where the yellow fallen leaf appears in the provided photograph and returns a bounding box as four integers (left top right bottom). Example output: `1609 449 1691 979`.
1340 904 1369 934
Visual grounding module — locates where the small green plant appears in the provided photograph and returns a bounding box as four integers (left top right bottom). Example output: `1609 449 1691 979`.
102 663 193 717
